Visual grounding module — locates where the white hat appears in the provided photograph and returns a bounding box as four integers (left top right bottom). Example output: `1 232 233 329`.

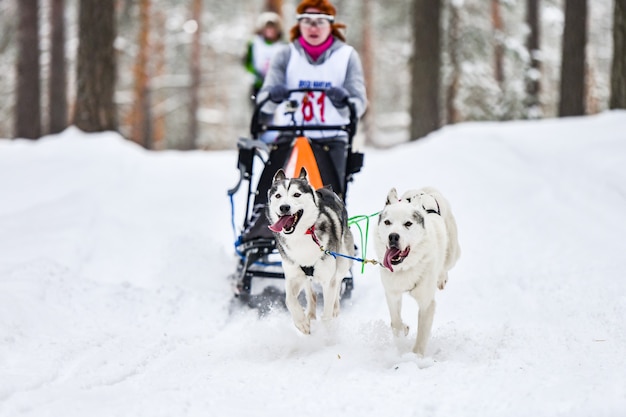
256 11 282 31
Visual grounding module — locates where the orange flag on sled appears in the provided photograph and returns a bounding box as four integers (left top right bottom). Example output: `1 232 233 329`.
283 136 324 190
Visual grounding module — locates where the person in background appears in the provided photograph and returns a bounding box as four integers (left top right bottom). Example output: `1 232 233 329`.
256 0 367 142
241 0 367 241
253 0 367 199
243 11 285 105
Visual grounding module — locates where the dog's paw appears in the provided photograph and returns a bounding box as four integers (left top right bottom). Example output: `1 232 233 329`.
437 278 447 290
437 272 448 290
396 352 435 369
392 323 409 337
294 318 311 335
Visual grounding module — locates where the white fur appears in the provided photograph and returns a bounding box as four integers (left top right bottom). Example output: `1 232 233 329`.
374 187 460 356
267 170 353 334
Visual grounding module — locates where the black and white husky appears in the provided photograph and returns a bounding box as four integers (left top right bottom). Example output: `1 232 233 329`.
266 168 354 334
374 187 461 356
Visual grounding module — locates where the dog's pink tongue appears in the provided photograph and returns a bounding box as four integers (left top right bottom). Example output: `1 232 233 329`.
383 247 401 272
268 215 293 233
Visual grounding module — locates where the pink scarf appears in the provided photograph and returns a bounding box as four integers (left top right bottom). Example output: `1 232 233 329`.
299 36 334 62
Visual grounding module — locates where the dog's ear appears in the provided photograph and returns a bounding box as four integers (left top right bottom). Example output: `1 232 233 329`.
298 167 308 180
420 194 441 215
385 188 399 205
401 189 420 204
273 169 286 182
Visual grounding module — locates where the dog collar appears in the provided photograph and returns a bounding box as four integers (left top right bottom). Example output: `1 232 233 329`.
306 226 322 247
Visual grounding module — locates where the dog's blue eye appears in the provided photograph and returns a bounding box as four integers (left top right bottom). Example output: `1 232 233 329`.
404 221 412 228
275 193 282 199
293 192 301 198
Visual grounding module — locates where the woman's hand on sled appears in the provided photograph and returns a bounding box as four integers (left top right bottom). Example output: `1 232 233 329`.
269 85 290 103
326 86 350 108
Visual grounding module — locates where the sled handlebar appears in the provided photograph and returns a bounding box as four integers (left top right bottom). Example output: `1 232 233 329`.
250 87 358 140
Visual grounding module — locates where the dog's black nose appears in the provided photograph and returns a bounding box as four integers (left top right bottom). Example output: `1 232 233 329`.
279 204 291 214
388 233 400 247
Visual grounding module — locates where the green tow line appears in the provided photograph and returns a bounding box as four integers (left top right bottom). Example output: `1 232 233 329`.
348 211 380 274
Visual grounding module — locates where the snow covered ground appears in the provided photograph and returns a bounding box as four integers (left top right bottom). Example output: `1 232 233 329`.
1 111 625 417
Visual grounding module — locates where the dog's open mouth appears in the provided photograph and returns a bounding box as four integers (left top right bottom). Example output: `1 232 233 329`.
268 210 303 234
383 246 410 272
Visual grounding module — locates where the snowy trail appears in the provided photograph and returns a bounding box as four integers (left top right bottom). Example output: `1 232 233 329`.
1 113 626 416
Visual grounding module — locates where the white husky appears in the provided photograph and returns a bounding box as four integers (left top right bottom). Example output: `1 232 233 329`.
266 168 354 334
374 187 460 356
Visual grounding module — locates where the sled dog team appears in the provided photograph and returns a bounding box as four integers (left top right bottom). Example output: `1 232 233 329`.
266 168 461 357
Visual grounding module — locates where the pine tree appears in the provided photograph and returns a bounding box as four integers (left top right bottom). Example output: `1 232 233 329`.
558 0 587 117
130 0 153 148
610 0 626 109
525 0 541 117
49 0 67 134
410 0 441 140
15 0 41 139
73 0 118 132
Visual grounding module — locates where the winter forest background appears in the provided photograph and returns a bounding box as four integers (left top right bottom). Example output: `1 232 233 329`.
1 0 625 149
2 4 626 414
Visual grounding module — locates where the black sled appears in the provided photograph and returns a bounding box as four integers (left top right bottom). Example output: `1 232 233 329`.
227 88 364 312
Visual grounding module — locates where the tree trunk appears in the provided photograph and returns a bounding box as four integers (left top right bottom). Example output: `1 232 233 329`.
182 0 202 150
15 0 41 139
153 8 166 150
73 0 118 132
446 1 460 124
410 0 441 140
492 0 504 85
361 0 374 146
130 0 152 148
49 0 67 134
525 0 541 117
558 0 587 117
265 0 282 15
610 0 626 109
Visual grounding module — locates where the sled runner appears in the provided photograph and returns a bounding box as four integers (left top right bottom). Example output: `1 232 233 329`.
228 88 364 311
